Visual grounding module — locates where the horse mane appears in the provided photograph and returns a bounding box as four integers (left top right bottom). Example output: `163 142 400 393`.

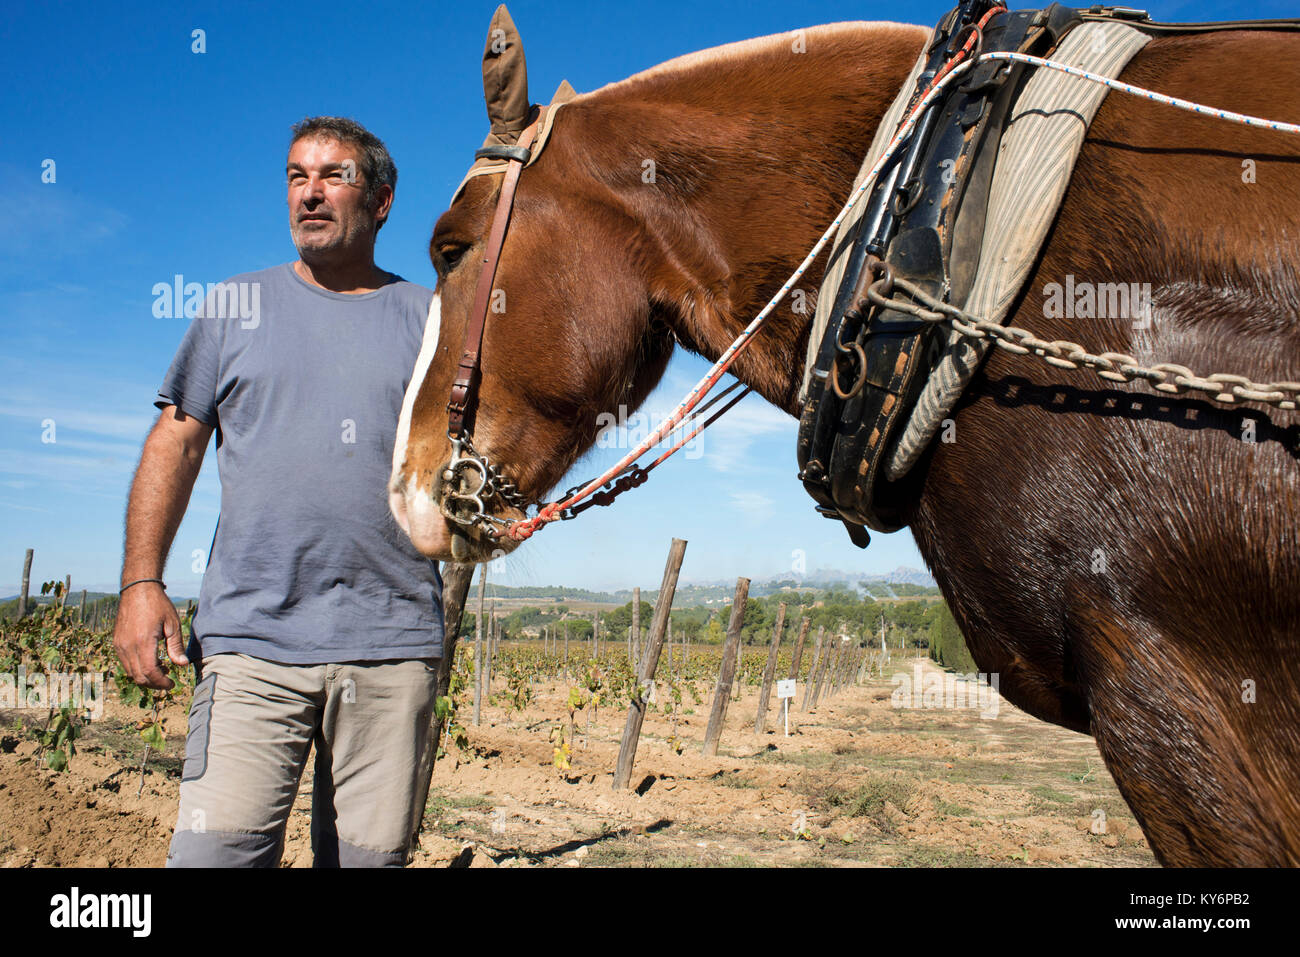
517 21 928 412
583 21 927 97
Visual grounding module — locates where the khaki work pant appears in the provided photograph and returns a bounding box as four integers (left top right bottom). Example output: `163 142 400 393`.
166 652 439 868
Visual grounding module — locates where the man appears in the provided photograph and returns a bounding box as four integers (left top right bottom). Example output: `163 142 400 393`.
114 117 444 867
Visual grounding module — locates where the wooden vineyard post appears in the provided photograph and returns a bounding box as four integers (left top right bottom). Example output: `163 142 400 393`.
789 617 810 682
61 574 71 611
428 562 476 764
485 608 494 697
814 638 838 708
18 548 33 619
808 632 829 710
613 538 687 789
702 578 749 757
484 606 498 697
77 588 87 622
473 565 487 726
632 586 641 670
754 602 787 734
813 640 830 706
801 627 824 711
564 622 569 669
731 647 742 701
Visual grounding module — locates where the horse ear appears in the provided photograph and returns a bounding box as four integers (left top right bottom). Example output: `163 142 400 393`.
482 4 530 139
549 79 578 107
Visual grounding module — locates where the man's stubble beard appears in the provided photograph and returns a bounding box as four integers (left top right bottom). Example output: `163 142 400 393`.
291 213 377 266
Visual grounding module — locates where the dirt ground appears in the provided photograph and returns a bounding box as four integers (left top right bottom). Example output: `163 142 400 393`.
0 655 1155 867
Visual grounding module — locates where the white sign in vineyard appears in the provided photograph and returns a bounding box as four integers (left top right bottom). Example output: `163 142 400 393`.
777 680 797 736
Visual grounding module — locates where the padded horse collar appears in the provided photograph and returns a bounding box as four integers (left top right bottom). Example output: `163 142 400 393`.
796 0 1080 547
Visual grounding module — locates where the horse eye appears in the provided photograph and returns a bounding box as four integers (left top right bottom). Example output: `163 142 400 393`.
438 244 468 272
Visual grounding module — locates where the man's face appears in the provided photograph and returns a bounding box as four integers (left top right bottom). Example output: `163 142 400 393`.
286 136 384 259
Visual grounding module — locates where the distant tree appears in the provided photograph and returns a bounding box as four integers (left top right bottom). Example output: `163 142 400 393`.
929 602 977 672
704 616 725 645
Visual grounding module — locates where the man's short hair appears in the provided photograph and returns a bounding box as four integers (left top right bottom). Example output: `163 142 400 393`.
289 116 397 216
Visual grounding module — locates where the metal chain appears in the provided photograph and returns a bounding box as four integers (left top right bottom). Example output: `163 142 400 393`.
456 432 534 511
864 269 1300 411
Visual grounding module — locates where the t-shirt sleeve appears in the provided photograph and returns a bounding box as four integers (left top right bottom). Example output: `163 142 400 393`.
155 311 221 426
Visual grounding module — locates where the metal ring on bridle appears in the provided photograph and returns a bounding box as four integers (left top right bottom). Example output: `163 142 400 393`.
831 338 869 400
437 432 536 536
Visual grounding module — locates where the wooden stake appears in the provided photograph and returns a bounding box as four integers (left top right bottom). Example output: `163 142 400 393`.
801 627 824 712
754 602 786 734
702 578 748 757
429 562 476 764
614 539 687 789
632 586 641 671
18 548 33 619
473 565 487 726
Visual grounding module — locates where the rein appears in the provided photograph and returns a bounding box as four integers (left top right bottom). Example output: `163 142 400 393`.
440 6 1300 545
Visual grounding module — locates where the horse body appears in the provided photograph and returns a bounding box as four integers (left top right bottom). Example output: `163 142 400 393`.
392 20 1300 865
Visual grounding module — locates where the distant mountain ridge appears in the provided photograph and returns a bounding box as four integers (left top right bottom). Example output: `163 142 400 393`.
2 568 936 610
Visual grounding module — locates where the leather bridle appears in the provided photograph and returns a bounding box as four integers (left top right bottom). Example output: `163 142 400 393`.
439 108 547 538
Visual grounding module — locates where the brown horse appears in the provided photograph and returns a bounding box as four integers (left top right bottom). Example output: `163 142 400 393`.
389 17 1300 866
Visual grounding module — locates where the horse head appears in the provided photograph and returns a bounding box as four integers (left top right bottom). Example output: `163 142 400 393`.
389 5 680 563
388 6 927 563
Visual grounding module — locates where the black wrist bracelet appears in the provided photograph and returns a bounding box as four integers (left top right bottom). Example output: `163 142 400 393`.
120 578 166 594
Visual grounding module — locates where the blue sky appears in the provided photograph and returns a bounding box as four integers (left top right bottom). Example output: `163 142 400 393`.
0 0 1277 595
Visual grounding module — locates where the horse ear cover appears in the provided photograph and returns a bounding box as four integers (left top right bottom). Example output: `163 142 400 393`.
483 4 530 140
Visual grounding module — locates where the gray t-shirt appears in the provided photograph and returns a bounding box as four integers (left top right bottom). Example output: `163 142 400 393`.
155 262 444 664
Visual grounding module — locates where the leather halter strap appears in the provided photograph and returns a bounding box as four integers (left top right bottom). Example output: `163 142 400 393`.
447 109 546 440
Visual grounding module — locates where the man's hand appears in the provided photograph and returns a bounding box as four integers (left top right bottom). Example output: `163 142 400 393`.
114 583 188 690
114 404 212 690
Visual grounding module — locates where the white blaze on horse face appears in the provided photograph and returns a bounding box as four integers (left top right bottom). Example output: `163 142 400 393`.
389 293 442 543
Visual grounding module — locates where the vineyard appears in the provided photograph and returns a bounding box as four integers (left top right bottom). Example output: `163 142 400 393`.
0 557 1156 867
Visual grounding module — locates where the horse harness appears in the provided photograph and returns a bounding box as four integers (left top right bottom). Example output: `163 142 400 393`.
441 111 548 535
796 1 1300 550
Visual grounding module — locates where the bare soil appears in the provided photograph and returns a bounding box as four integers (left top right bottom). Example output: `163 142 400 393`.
0 656 1155 867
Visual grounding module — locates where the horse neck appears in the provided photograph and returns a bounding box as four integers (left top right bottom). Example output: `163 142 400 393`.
582 23 927 415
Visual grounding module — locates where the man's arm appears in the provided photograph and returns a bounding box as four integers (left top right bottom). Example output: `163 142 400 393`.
113 404 214 689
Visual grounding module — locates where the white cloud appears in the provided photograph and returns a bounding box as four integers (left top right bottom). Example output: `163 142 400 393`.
729 489 775 521
0 401 152 442
0 171 129 263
